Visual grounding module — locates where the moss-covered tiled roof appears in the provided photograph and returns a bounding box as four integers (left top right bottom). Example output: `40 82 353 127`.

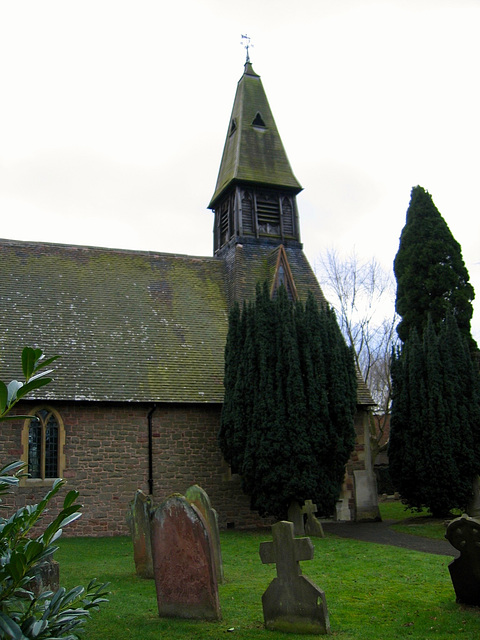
0 239 228 403
223 241 327 308
209 63 302 209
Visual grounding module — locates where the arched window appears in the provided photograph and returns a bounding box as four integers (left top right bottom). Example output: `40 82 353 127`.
21 407 65 485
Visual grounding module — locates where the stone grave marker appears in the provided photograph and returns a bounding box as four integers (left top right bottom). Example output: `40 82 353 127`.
151 494 221 620
466 475 480 518
288 500 305 536
185 484 224 583
259 520 330 634
302 500 325 538
28 555 59 596
445 514 480 606
127 489 154 578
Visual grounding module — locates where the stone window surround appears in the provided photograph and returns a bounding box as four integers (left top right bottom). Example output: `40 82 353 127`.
20 406 66 487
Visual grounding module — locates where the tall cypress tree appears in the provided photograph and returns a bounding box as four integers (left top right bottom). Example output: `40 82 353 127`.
389 315 480 516
394 186 476 351
220 285 357 519
390 186 480 515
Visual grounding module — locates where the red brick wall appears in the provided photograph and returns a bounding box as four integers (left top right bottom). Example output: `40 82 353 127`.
1 400 367 535
0 400 264 537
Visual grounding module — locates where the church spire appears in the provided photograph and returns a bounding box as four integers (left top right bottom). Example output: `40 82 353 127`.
209 63 303 255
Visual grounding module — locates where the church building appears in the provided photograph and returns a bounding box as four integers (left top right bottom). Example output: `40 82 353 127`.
0 61 377 535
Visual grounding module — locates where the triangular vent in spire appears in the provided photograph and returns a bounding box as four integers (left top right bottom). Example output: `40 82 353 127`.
229 119 237 136
252 112 266 128
271 245 298 301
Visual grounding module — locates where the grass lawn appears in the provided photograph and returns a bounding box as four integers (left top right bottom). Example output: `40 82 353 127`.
56 515 480 640
379 500 460 540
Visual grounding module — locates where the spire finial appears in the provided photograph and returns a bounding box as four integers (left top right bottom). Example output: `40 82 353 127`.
240 34 253 63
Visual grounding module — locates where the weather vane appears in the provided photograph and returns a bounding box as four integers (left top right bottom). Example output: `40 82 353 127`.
241 34 253 63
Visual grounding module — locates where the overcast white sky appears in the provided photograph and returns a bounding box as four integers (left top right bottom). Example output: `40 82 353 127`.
1 0 479 342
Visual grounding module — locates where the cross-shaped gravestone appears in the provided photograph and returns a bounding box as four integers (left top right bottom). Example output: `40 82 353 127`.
302 500 325 538
259 521 330 635
260 520 313 579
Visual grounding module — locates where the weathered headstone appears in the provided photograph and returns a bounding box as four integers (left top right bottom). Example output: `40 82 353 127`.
445 514 480 606
466 475 480 518
185 484 224 584
28 555 60 596
353 470 381 521
127 489 154 578
288 500 305 536
151 494 221 620
302 500 325 538
335 498 351 521
259 520 330 635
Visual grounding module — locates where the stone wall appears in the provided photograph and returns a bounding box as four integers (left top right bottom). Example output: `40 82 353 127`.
1 400 369 535
0 400 263 536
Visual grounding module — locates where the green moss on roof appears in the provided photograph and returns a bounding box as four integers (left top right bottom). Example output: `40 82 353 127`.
0 240 228 403
209 63 302 209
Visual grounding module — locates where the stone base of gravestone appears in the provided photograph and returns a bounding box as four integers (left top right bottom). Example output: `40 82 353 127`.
151 494 221 621
28 556 60 596
260 521 330 635
353 470 381 522
446 514 480 606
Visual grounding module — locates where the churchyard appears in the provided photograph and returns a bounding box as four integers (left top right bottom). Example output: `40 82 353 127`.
55 502 480 639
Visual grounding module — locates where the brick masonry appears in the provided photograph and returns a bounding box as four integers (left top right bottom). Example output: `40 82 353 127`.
1 400 368 536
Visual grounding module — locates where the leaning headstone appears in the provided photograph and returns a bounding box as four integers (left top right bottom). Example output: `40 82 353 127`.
288 500 305 536
445 514 480 606
259 520 330 635
127 490 154 578
185 484 224 584
151 494 221 620
302 500 325 538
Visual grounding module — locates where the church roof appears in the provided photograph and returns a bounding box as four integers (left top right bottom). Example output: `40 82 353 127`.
208 63 302 209
0 237 373 406
0 239 228 404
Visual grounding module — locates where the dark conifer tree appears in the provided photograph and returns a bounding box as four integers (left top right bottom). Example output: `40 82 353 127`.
389 315 480 516
394 186 476 351
390 186 480 515
220 285 357 519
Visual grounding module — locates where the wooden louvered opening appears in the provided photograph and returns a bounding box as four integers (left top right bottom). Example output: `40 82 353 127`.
220 201 230 246
257 193 280 235
281 197 294 236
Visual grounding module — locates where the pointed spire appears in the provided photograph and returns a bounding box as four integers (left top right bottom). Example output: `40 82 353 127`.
208 64 302 210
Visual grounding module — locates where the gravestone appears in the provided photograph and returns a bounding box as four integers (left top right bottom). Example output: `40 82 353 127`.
288 500 305 536
151 494 221 620
259 520 330 634
445 514 480 606
185 484 224 584
127 489 154 578
335 498 351 521
466 475 480 518
353 470 381 521
302 500 325 538
28 555 59 596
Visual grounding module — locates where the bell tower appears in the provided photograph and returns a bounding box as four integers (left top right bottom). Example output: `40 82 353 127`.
208 62 303 257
